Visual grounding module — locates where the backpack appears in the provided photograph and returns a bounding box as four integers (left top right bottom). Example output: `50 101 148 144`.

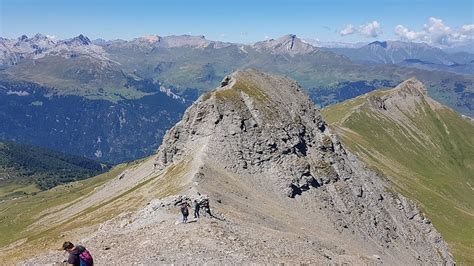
181 205 189 216
79 249 94 266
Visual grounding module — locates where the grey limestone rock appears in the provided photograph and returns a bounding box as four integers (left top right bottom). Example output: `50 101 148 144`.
153 69 454 264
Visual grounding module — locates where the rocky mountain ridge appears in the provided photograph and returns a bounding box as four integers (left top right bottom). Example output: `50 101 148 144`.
4 69 454 264
150 69 454 263
322 76 474 263
0 33 112 66
0 33 320 69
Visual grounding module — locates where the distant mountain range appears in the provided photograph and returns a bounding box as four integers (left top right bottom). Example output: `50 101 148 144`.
442 40 474 54
0 34 111 67
0 33 473 163
302 38 368 48
325 40 474 75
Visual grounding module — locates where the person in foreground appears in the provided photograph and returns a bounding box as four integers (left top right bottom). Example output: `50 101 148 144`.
62 241 94 266
180 201 190 223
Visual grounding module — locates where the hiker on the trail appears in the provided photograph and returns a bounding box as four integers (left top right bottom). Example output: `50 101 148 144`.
62 241 94 266
193 199 201 218
180 201 190 223
201 198 212 217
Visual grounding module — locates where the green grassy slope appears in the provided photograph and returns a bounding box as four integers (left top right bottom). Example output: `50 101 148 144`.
2 56 150 102
0 155 185 264
322 82 474 264
0 164 128 263
0 140 110 198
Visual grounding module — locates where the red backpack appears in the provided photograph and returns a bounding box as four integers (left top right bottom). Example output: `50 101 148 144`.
79 249 94 266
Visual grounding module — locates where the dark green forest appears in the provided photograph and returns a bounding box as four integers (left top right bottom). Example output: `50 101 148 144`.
0 140 110 191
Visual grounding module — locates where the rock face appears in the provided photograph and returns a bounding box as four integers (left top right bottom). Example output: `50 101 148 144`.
154 69 454 264
367 77 439 115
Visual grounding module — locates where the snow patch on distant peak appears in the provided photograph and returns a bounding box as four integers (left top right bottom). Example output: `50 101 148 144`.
7 90 30 96
159 86 186 103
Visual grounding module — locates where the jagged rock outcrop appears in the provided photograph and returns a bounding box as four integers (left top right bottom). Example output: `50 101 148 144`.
154 69 454 264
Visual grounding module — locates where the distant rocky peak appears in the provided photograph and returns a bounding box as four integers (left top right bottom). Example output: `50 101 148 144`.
12 33 56 51
278 34 297 44
367 78 430 113
65 34 92 46
252 34 318 55
368 40 388 48
392 77 427 97
30 33 56 45
18 35 29 42
31 33 47 40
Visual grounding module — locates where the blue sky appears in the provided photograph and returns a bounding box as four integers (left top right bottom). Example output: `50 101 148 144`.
1 0 473 44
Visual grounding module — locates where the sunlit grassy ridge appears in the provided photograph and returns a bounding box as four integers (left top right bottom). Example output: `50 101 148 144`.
322 88 474 264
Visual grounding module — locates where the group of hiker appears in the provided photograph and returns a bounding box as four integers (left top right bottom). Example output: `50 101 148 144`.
62 197 212 264
179 197 212 223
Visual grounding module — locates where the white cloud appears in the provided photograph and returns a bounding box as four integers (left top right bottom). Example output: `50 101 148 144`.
424 17 451 45
340 21 382 38
359 21 382 38
7 90 30 96
394 17 474 47
394 25 426 41
340 24 354 36
460 24 474 35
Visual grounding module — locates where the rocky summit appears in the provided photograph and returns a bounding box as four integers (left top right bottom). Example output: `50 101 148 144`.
14 69 453 264
251 34 318 55
153 69 454 263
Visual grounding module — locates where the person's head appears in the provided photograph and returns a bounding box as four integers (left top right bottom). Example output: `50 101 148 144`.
62 241 74 252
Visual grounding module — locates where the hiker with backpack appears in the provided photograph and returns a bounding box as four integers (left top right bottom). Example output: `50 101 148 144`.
200 197 212 217
180 201 190 223
63 241 94 266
